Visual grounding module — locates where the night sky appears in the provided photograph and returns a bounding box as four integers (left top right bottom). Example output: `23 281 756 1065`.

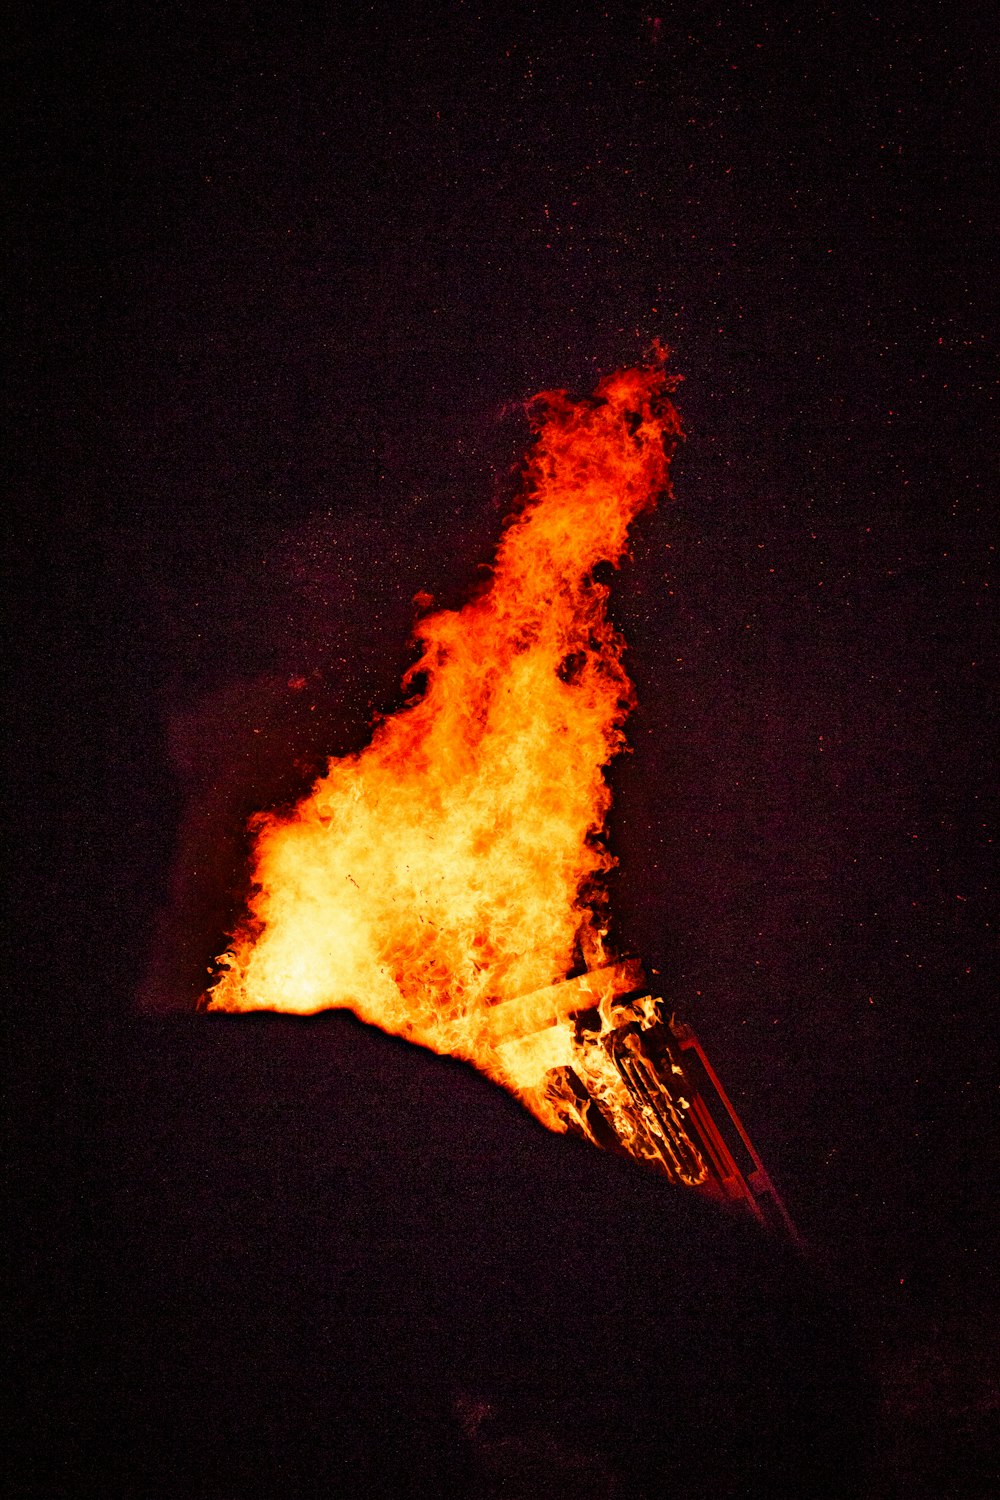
9 6 998 1494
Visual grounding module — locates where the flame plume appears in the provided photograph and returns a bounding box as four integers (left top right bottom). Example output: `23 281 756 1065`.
208 357 682 1134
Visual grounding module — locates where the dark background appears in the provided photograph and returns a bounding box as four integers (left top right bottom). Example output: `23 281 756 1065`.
8 4 997 1493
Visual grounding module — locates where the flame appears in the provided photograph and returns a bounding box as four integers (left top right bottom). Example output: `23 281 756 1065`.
208 356 682 1137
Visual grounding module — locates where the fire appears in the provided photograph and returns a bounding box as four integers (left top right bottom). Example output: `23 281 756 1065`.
208 355 683 1142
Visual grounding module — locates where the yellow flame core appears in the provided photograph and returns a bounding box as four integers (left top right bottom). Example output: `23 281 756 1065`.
209 360 682 1127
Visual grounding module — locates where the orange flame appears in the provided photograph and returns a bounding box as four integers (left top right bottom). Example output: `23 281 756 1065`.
208 356 682 1134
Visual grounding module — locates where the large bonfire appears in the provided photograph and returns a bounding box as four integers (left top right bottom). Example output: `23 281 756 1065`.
208 355 682 1136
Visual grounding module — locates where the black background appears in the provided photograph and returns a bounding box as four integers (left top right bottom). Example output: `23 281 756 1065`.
8 5 998 1494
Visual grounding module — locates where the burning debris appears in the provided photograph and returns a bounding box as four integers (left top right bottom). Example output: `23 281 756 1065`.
206 352 794 1234
488 960 799 1236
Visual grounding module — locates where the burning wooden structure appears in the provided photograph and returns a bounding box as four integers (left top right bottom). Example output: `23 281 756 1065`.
490 959 800 1240
205 354 799 1240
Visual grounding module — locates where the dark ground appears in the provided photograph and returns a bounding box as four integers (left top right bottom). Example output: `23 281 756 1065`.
9 1010 875 1498
7 5 998 1495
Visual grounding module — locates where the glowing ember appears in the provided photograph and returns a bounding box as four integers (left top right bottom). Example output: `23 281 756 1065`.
208 354 683 1142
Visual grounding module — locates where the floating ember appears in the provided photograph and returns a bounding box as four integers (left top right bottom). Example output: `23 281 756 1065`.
206 352 796 1232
